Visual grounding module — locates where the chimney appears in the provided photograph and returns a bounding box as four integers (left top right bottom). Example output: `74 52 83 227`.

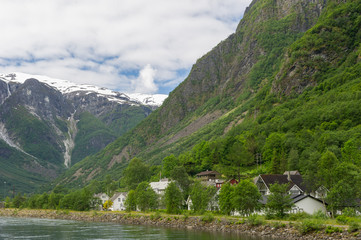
287 171 291 182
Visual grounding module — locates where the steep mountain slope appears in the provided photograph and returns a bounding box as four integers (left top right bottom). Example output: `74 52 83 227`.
0 74 166 193
57 0 342 186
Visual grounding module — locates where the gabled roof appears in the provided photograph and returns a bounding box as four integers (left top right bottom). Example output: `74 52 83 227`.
259 174 308 192
291 194 327 205
110 192 127 202
260 194 328 205
94 193 109 198
150 180 171 190
196 170 221 176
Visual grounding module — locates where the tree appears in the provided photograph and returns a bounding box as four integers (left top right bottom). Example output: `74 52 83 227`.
218 183 234 215
103 200 113 211
287 148 299 170
135 182 158 211
36 193 49 209
342 137 361 164
262 133 284 163
72 188 92 211
4 196 11 208
164 182 183 214
189 181 215 214
226 140 254 181
52 185 68 194
122 158 151 190
232 180 261 216
317 151 338 189
162 155 179 177
48 192 63 209
103 174 117 196
327 162 361 215
265 183 294 218
125 190 137 212
170 166 191 199
12 193 26 208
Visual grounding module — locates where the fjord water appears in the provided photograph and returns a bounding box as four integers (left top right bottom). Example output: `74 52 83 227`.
0 217 276 240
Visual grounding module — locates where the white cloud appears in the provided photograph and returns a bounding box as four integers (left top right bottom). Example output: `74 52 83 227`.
0 0 252 94
133 64 157 94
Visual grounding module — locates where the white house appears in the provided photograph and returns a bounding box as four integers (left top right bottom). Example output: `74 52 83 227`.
93 193 109 210
150 178 171 195
254 171 307 196
110 192 127 211
94 193 109 204
186 188 220 211
291 195 327 215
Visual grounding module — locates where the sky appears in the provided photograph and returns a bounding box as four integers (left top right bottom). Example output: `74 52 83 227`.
0 0 252 95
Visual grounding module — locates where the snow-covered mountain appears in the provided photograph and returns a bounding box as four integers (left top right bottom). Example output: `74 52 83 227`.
0 72 167 108
0 72 166 192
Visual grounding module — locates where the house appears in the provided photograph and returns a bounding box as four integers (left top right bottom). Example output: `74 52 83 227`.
254 171 308 196
150 178 171 195
259 194 327 215
311 185 329 200
110 192 127 211
291 194 327 215
214 178 238 189
196 170 221 181
94 193 109 204
93 193 109 210
186 191 220 211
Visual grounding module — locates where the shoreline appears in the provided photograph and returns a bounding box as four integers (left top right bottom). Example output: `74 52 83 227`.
0 208 358 239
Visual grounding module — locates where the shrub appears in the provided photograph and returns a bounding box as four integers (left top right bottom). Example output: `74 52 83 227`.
336 215 351 224
271 221 286 229
325 226 343 234
247 214 265 226
296 219 325 235
182 212 189 221
287 212 310 221
343 207 357 217
348 222 360 233
201 212 215 223
312 210 329 220
150 211 162 221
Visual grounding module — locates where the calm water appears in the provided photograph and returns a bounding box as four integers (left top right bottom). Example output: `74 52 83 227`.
0 217 278 240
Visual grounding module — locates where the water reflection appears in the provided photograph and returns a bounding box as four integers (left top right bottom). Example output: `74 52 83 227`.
0 217 278 240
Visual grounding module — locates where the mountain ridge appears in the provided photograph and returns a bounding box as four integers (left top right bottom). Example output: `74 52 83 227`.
0 72 168 108
55 0 332 187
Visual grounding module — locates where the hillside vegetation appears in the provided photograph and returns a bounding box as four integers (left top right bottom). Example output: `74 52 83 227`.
57 0 361 199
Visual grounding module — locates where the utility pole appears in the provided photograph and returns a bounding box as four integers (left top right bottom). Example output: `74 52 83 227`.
3 181 6 200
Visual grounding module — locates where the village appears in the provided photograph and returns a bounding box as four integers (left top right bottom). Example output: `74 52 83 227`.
94 170 336 216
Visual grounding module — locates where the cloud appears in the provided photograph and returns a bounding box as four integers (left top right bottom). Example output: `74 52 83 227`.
0 0 252 94
133 64 157 94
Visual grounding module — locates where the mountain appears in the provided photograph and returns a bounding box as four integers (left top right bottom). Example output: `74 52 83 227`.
56 0 337 186
0 73 167 193
12 0 361 191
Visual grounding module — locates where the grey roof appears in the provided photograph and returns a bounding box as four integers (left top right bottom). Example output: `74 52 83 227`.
110 192 127 202
291 194 327 205
259 174 310 192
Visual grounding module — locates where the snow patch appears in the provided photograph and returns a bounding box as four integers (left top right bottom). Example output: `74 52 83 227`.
0 72 168 107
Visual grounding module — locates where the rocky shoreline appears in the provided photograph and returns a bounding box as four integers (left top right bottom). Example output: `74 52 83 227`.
0 208 359 239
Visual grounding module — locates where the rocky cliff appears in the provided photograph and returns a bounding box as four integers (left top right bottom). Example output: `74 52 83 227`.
0 74 162 193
